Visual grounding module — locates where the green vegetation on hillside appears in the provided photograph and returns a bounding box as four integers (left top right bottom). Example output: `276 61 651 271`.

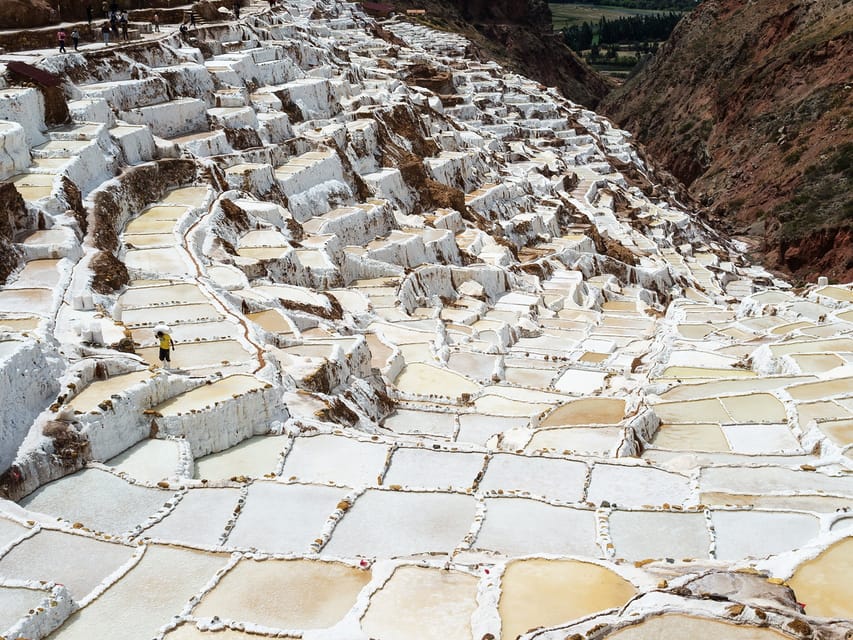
776 142 853 241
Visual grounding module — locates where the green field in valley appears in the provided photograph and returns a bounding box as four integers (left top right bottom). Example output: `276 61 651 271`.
549 3 683 29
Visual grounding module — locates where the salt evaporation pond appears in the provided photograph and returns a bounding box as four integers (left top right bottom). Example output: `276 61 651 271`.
499 559 636 640
361 566 478 640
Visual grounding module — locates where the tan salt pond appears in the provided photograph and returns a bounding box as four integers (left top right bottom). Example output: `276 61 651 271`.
194 559 370 629
527 427 621 455
366 333 393 369
770 337 853 357
51 545 227 640
791 353 845 373
815 285 853 302
0 316 40 330
161 186 210 205
394 362 480 398
124 217 177 235
247 309 292 333
606 615 790 639
652 398 730 424
540 397 625 427
720 393 786 423
124 233 175 248
818 418 853 448
658 376 812 402
361 566 478 640
787 537 853 618
500 559 635 640
797 401 851 425
153 374 265 416
13 184 53 201
69 370 152 413
165 624 294 639
787 377 853 401
653 423 729 451
676 323 716 339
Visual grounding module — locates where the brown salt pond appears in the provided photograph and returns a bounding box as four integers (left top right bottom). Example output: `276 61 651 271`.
499 559 635 640
247 309 293 334
652 423 730 452
361 566 478 640
0 316 40 331
540 397 625 427
606 615 791 639
787 537 853 618
193 559 370 629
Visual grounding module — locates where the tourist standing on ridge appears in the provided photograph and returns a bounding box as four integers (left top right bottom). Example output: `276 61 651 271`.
120 11 129 40
57 29 67 53
153 12 160 31
71 28 80 51
189 10 196 27
101 21 111 45
156 330 176 369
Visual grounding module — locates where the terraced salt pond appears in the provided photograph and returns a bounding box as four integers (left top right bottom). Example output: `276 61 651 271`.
606 616 791 639
194 559 371 629
499 559 636 640
0 2 851 638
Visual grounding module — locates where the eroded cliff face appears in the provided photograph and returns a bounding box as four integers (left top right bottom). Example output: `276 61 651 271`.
600 0 853 283
397 0 613 108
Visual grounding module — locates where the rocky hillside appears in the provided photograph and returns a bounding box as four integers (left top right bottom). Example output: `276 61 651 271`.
392 0 613 107
600 0 853 283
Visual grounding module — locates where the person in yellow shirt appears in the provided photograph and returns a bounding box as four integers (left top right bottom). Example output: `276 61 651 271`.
155 330 176 369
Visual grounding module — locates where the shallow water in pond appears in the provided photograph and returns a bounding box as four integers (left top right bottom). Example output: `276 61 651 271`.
788 537 853 618
540 397 625 426
606 615 790 639
194 558 370 629
499 559 635 640
652 423 729 451
69 370 152 413
361 566 478 640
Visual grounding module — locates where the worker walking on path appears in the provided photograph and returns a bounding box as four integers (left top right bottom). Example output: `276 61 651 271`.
155 328 176 369
57 29 67 53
